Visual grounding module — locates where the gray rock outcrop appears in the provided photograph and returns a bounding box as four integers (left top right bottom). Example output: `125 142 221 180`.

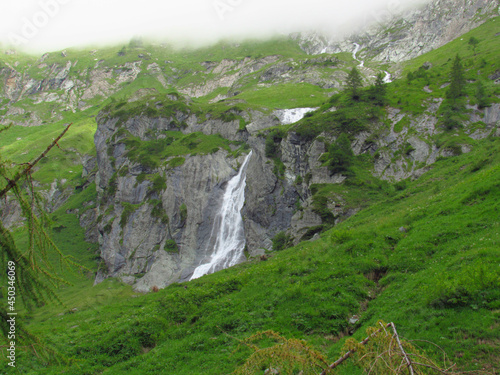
296 0 499 62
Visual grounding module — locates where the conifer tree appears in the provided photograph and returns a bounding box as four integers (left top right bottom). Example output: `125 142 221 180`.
0 124 80 347
476 79 489 109
447 54 465 100
328 133 354 175
441 54 467 130
468 36 479 55
346 67 363 100
370 72 387 106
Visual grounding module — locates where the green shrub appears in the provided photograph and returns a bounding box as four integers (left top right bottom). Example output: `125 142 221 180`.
393 116 410 133
150 199 169 224
136 173 147 184
272 231 293 251
272 158 286 179
166 157 185 169
179 203 187 223
118 165 129 177
107 173 118 197
103 220 113 234
428 263 500 309
394 180 407 191
150 174 166 194
265 129 285 158
404 142 415 155
327 133 354 175
330 229 353 244
304 173 312 185
312 195 335 225
120 202 137 228
165 239 179 253
300 225 324 241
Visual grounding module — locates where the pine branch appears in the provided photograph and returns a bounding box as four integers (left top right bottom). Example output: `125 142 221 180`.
0 123 72 199
412 361 456 374
320 323 392 375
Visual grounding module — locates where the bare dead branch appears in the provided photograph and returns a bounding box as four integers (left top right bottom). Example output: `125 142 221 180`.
412 361 457 373
408 339 451 368
380 321 390 336
320 323 392 375
390 322 416 375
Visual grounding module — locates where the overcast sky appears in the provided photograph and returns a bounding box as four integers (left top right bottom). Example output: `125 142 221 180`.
0 0 429 53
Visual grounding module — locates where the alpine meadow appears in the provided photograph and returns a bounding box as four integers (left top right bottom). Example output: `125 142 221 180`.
0 0 499 374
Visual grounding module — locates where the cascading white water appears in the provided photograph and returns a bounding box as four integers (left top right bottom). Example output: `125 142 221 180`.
353 42 391 82
190 151 253 280
383 71 392 83
274 107 318 125
352 43 364 67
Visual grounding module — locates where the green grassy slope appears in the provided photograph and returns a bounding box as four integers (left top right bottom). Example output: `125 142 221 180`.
9 124 498 375
390 17 500 114
0 115 97 185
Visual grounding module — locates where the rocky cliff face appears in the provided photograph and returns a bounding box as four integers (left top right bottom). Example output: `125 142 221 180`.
0 57 153 126
296 0 499 62
93 94 500 291
92 97 315 291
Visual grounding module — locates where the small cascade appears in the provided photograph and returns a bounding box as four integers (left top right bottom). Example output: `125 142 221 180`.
352 43 364 67
190 151 253 280
274 107 318 125
383 71 392 83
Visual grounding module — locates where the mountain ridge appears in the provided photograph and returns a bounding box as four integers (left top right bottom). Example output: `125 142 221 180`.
296 0 499 62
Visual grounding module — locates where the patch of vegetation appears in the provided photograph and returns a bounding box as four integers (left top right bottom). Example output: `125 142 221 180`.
119 202 141 228
166 156 185 169
293 92 383 142
393 116 410 133
235 82 332 109
179 203 187 223
272 231 293 251
265 129 286 158
165 239 179 253
324 133 355 176
150 199 169 224
150 174 167 195
300 225 325 241
101 94 191 127
122 131 242 168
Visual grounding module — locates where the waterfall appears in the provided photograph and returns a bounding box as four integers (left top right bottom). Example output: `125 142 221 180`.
190 151 253 280
383 71 392 83
353 43 364 67
274 107 318 125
